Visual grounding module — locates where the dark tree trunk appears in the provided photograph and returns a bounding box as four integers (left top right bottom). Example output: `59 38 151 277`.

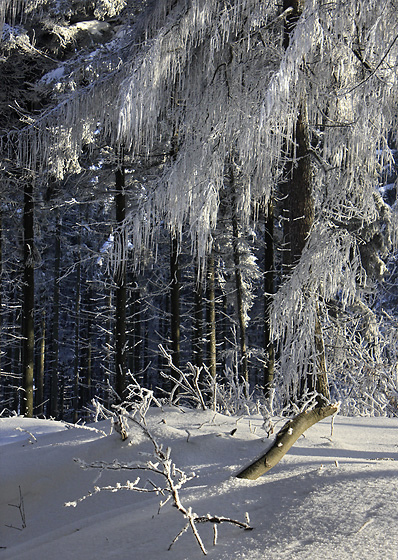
283 103 314 268
157 291 168 385
9 296 21 412
143 321 149 385
263 200 275 399
231 172 249 389
115 155 127 402
282 0 329 402
35 309 45 416
206 252 217 378
82 285 93 414
282 0 313 269
170 234 180 370
129 276 141 376
104 290 113 408
49 213 61 418
220 293 229 375
193 260 204 369
73 231 81 423
21 180 34 417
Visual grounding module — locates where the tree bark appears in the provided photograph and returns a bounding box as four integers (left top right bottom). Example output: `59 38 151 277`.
21 179 35 417
264 200 275 400
232 212 249 388
35 309 45 416
283 103 314 268
49 212 60 418
193 259 204 369
105 290 113 408
170 234 180 370
72 230 81 423
230 170 249 389
237 403 339 479
82 284 92 415
132 277 141 376
206 252 217 378
282 0 329 403
282 0 312 269
115 155 127 402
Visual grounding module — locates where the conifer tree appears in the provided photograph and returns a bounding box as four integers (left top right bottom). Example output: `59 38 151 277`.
21 178 35 417
2 0 398 418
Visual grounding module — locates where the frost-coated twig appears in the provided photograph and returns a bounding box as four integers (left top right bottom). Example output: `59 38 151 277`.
6 486 27 531
62 420 108 437
195 513 252 529
65 474 160 507
158 344 207 410
15 427 37 444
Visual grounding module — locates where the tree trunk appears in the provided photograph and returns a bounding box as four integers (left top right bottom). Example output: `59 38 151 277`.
115 269 127 401
237 403 339 479
170 234 181 371
282 0 313 269
72 231 81 423
143 321 149 385
35 309 45 416
206 252 217 378
264 200 275 400
9 296 21 412
282 0 329 403
49 212 60 418
104 290 113 408
82 285 92 415
131 276 141 376
283 103 314 268
193 259 204 369
115 155 127 402
157 291 168 385
21 179 35 417
231 179 249 389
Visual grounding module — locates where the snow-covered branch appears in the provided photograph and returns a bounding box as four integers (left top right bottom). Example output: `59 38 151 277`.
68 403 252 555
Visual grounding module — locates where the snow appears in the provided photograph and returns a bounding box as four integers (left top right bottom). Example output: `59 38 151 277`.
1 409 398 559
72 21 111 37
40 66 65 85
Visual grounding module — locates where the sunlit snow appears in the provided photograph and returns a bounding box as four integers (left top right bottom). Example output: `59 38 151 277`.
1 409 397 559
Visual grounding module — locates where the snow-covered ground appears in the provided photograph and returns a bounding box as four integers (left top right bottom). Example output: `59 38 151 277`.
1 408 398 559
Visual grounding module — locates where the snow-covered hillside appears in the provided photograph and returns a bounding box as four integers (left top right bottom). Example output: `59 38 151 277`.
1 409 397 559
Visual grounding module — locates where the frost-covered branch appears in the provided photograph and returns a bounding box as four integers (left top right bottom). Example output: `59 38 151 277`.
68 399 252 555
158 344 207 410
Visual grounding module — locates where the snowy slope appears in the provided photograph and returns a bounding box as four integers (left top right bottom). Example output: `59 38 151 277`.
1 409 397 560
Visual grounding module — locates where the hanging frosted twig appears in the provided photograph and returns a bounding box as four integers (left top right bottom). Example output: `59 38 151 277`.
346 31 398 94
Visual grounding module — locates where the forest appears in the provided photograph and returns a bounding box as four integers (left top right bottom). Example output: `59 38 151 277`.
1 0 398 426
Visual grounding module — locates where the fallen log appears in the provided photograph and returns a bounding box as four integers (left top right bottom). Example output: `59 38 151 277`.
236 403 339 480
